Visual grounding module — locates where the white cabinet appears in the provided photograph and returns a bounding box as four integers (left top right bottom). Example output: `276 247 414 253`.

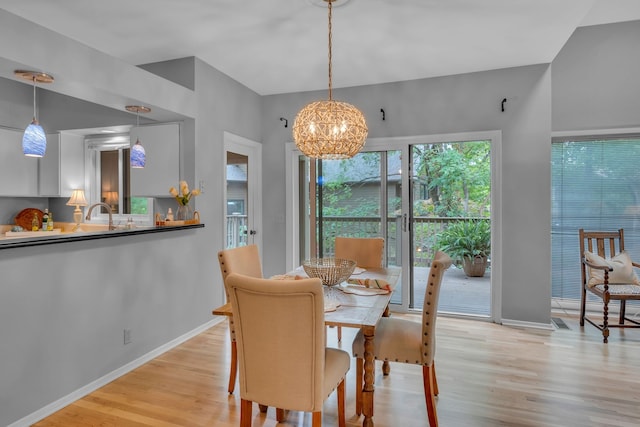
130 123 180 196
0 126 38 196
39 132 85 197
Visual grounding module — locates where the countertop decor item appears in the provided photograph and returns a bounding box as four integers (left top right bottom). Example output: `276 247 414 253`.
126 105 151 168
15 70 54 157
14 208 44 231
66 189 88 232
292 0 367 160
169 181 200 221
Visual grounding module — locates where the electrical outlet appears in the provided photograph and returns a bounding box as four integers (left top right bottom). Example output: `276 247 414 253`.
124 328 132 345
199 180 205 194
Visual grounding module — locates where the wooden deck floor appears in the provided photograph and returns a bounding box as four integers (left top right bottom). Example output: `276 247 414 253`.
394 265 491 316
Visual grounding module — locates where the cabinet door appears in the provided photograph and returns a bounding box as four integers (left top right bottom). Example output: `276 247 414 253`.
39 133 61 196
130 123 180 196
38 132 85 197
0 127 38 196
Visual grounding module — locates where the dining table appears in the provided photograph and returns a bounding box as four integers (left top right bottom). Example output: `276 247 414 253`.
213 265 401 427
290 264 400 427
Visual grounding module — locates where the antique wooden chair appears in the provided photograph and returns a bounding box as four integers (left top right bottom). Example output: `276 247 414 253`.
216 245 263 394
334 236 385 341
579 229 640 343
352 251 452 427
226 273 350 427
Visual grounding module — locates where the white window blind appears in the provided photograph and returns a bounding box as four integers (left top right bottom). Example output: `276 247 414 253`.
551 136 640 301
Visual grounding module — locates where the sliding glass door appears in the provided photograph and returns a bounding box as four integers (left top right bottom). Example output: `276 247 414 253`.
294 131 498 318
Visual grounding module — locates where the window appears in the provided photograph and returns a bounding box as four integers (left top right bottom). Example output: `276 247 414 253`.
551 135 640 303
86 134 153 224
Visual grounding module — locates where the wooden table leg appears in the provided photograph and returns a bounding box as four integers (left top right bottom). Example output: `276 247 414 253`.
362 326 375 427
382 305 391 376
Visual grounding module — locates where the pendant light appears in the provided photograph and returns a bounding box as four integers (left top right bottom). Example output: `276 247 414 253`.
126 105 151 168
15 70 54 157
293 0 368 160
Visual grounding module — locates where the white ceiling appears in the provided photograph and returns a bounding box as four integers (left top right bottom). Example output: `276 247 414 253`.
1 0 640 96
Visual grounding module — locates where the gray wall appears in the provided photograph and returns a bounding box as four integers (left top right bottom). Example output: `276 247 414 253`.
552 20 640 131
0 11 261 427
262 63 553 325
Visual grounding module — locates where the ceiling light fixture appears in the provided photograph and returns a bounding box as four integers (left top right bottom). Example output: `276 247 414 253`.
293 0 367 159
126 105 151 168
15 70 54 157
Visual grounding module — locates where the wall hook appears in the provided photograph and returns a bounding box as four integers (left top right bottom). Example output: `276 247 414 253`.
501 98 507 112
280 117 288 128
380 108 386 121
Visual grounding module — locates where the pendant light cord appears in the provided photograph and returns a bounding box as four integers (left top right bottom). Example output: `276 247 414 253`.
327 0 333 101
32 76 37 121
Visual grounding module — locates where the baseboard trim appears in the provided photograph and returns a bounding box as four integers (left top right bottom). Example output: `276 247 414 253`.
501 318 555 331
8 317 224 427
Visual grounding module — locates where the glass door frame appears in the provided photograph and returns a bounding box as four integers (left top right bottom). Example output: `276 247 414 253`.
286 130 502 323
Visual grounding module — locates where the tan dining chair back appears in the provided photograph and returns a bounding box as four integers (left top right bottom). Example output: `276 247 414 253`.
334 236 385 268
333 236 385 342
352 251 452 427
226 273 350 427
217 244 263 394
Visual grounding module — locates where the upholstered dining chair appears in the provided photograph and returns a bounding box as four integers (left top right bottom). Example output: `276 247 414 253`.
226 273 350 427
352 251 452 427
217 244 263 394
334 236 385 341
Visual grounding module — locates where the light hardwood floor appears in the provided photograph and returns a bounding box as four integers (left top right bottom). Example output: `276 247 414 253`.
34 312 640 427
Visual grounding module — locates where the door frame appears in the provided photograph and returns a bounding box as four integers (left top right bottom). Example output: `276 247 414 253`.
223 131 263 253
286 130 502 323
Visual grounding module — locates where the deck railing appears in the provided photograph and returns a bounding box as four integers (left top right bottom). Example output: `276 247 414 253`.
319 216 489 266
226 214 489 267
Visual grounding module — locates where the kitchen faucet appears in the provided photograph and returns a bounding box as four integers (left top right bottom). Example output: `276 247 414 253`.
85 203 115 230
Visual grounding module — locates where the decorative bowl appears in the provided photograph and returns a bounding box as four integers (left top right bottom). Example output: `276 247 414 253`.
303 257 357 286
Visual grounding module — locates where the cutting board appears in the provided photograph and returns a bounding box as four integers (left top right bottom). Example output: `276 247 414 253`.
14 208 44 230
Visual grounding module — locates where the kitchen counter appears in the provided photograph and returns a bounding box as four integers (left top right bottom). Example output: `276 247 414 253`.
0 223 204 250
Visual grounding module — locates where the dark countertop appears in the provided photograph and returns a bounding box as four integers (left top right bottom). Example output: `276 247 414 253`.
0 223 204 250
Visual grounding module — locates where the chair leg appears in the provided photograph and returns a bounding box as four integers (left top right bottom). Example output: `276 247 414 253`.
620 300 627 324
579 286 586 326
337 378 346 427
240 399 252 427
337 326 342 342
228 340 237 394
276 408 285 422
432 361 439 396
423 365 438 427
355 357 363 416
312 411 322 427
602 292 610 344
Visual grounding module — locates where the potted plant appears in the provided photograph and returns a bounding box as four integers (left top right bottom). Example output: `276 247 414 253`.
436 220 491 277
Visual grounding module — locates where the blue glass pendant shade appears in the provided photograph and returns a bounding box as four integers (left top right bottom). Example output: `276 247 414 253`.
23 119 46 157
130 139 146 168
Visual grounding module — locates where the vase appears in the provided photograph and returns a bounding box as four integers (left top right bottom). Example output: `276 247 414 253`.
175 204 193 221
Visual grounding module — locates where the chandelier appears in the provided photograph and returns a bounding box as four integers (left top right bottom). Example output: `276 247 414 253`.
293 0 368 160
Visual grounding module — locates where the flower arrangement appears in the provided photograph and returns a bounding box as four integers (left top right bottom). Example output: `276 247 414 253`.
169 181 200 206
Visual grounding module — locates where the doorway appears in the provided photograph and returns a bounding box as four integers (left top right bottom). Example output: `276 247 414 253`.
223 132 262 251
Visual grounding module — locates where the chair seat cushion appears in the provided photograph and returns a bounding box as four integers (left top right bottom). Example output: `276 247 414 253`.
591 283 640 298
584 250 640 287
352 318 424 365
323 348 350 399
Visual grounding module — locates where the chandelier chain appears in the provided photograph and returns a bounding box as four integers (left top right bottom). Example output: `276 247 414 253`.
327 0 332 100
